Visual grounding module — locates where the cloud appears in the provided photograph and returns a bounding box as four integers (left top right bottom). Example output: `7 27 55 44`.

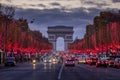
15 7 99 26
112 0 120 3
84 1 109 6
14 7 102 40
37 4 46 8
6 0 11 3
50 2 60 6
29 4 36 7
1 0 120 11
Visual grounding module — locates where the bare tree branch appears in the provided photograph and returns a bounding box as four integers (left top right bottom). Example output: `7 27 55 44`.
0 4 15 20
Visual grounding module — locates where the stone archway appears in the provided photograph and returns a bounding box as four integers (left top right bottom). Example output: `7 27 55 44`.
47 26 74 51
56 37 64 51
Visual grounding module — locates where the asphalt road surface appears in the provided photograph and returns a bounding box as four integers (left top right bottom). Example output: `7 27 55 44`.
0 62 120 80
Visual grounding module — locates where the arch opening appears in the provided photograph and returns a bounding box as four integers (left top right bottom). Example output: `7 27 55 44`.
56 37 65 51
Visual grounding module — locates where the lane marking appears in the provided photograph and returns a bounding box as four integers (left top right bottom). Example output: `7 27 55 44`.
58 64 64 80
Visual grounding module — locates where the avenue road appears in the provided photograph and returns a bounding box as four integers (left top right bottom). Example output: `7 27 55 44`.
0 62 120 80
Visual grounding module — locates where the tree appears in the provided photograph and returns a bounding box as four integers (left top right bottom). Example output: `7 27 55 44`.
1 5 15 20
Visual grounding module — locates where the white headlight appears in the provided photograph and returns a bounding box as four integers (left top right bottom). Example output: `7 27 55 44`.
44 60 47 62
49 60 51 62
33 60 36 63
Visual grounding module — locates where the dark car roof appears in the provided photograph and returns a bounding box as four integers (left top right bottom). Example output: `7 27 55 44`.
6 57 15 60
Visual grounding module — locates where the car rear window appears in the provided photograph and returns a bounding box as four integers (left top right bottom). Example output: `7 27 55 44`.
6 58 15 61
67 60 74 61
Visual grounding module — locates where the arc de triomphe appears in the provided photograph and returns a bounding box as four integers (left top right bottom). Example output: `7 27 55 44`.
47 26 74 51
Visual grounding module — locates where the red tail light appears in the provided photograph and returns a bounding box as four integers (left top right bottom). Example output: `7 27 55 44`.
105 61 109 64
97 61 100 64
88 60 90 62
114 62 117 65
88 60 92 62
65 61 67 63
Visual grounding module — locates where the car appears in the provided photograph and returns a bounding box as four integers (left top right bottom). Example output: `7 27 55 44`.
88 57 98 65
77 57 86 64
108 59 115 67
114 58 120 69
51 58 58 63
77 56 86 64
43 58 52 63
4 57 16 66
96 59 109 67
85 58 91 64
78 59 86 64
32 58 37 64
65 59 75 66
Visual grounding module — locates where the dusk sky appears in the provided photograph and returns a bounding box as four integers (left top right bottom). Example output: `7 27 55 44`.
1 0 120 50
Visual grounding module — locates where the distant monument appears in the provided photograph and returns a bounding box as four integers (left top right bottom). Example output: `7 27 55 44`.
47 26 74 51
